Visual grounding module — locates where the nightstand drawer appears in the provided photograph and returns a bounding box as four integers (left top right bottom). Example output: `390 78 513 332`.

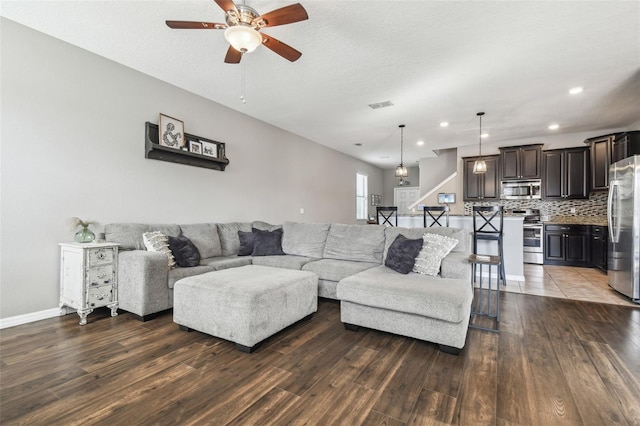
87 286 114 308
88 247 114 266
88 266 114 287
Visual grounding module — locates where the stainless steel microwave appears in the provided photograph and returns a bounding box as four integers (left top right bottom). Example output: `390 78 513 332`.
501 179 542 200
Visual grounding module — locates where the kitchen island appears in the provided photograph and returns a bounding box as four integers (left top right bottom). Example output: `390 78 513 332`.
398 215 525 281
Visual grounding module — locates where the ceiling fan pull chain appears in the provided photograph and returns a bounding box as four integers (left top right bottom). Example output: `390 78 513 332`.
240 60 247 104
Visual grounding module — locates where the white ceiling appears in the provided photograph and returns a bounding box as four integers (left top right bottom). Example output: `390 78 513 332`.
3 1 640 169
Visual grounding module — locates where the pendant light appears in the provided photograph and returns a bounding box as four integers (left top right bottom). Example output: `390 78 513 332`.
473 112 487 174
395 124 408 178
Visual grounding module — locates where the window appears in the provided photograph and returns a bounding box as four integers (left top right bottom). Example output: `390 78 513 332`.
356 172 368 220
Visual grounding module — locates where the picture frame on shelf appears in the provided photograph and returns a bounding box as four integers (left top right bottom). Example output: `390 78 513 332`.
159 113 185 150
189 140 202 155
200 140 218 158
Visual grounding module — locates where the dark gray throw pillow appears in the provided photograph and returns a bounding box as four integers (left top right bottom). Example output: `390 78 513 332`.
168 235 201 267
251 227 285 256
237 230 255 256
385 234 424 274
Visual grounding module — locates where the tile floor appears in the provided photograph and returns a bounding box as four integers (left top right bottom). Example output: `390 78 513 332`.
502 264 638 307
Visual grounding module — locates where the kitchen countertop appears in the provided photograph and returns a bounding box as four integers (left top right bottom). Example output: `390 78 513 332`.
543 215 608 226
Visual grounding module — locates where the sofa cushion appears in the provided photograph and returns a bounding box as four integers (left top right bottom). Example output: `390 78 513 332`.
179 223 222 258
237 230 255 256
105 223 181 250
142 231 176 268
217 222 252 256
385 234 424 274
251 221 281 231
167 265 217 289
168 235 201 268
252 254 317 270
323 224 385 263
252 228 285 256
413 233 458 276
200 255 252 271
282 222 331 258
337 265 473 323
302 258 379 282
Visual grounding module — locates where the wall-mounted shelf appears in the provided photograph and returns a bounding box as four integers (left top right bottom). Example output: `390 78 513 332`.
145 122 229 171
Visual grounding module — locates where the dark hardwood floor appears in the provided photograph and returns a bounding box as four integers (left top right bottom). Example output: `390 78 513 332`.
1 293 640 425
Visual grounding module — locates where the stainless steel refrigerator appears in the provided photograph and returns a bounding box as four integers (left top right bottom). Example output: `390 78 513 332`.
608 155 640 303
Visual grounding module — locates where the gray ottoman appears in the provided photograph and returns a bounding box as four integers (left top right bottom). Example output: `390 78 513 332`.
173 265 318 352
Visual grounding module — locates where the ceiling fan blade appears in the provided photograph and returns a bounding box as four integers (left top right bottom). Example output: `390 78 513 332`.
261 33 302 62
256 3 308 27
166 20 227 29
224 46 242 64
214 0 238 14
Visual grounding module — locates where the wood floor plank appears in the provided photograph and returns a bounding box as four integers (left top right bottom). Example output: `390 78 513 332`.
552 340 632 425
353 336 413 390
406 388 457 425
452 330 498 426
225 387 300 425
372 339 437 422
362 410 405 426
582 341 640 424
422 347 466 398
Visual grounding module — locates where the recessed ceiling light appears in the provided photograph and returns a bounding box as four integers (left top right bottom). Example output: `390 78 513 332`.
354 143 364 146
569 87 583 95
481 133 489 138
417 140 425 146
548 124 560 130
440 121 449 127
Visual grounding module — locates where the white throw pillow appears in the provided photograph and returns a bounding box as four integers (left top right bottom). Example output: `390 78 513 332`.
413 233 458 276
143 231 176 269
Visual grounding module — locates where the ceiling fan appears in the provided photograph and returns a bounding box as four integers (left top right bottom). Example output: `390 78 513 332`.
166 0 308 64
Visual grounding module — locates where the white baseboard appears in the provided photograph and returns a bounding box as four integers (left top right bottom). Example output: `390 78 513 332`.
0 307 62 329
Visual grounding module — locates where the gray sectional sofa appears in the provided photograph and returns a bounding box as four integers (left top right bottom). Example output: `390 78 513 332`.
105 220 473 353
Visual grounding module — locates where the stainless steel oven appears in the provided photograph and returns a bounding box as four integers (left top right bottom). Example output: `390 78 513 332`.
508 209 544 264
523 223 543 264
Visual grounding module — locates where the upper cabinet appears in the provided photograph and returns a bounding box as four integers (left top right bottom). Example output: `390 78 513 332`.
499 144 542 180
612 131 640 163
585 131 640 191
542 147 589 200
463 155 499 201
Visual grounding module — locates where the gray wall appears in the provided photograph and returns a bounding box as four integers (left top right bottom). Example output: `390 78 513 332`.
0 19 383 319
419 148 457 194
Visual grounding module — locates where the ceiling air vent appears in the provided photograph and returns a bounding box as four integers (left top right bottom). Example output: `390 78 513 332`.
368 100 394 110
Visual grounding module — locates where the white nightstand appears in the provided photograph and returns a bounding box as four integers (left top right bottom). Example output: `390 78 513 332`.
59 242 119 325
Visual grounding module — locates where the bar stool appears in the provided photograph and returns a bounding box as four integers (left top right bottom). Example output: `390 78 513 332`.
422 205 450 227
471 206 506 285
376 206 398 226
468 253 501 332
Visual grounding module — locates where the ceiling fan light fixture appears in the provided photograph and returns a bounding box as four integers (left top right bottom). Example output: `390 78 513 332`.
224 25 262 53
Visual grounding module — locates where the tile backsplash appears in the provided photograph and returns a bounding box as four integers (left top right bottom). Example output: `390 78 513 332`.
463 191 607 216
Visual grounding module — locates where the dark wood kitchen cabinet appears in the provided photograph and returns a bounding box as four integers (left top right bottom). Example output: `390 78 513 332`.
587 134 614 191
591 225 608 272
499 144 542 180
544 224 590 266
612 131 640 163
463 155 499 201
542 147 589 199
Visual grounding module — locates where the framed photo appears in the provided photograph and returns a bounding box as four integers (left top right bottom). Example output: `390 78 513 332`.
371 194 382 206
200 140 218 158
189 140 202 155
159 113 185 150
